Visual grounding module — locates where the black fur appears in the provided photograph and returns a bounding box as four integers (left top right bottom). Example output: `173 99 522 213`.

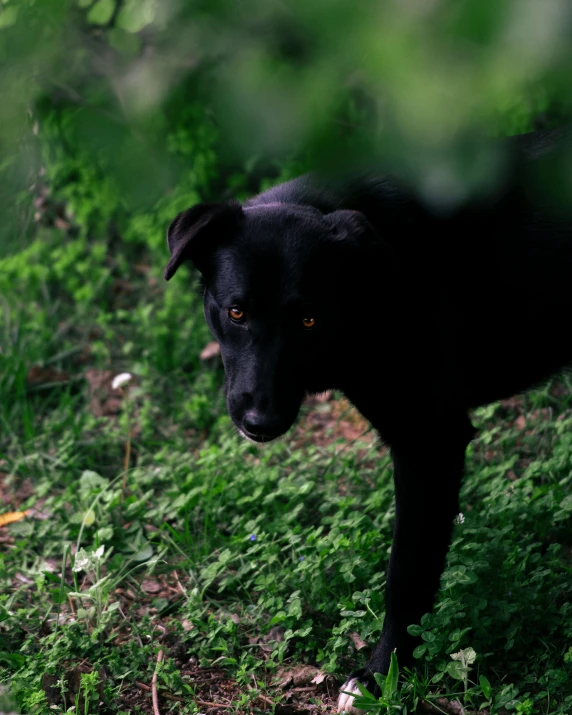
164 126 572 699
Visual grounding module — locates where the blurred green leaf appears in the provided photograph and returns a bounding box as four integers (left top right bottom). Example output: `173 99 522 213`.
88 0 114 25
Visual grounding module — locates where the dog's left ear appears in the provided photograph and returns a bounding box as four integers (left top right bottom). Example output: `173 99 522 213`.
323 209 387 251
164 200 243 280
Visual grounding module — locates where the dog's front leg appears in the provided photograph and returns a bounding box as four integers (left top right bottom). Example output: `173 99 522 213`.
338 414 474 714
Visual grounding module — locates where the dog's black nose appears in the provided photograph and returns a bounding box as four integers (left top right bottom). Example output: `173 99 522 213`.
243 410 280 441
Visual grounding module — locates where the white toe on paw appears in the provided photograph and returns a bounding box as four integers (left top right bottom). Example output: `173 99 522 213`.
337 677 363 714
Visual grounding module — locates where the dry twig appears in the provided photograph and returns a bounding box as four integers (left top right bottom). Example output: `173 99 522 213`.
135 682 184 703
152 649 164 715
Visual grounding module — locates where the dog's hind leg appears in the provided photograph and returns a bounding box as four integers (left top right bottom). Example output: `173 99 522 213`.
337 412 474 713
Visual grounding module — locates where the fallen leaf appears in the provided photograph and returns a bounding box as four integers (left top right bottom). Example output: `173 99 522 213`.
141 579 162 594
0 511 28 528
25 507 51 521
277 665 325 688
14 572 34 584
263 625 285 643
348 631 368 650
249 624 286 655
200 341 221 360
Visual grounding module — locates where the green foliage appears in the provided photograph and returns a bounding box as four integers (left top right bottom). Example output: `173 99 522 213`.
346 651 404 713
1 0 572 255
2 302 572 713
1 2 572 713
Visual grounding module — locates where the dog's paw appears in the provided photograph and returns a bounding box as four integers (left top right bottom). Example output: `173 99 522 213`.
337 677 363 714
337 669 380 714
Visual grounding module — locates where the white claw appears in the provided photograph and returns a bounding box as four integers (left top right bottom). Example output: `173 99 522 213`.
337 677 363 714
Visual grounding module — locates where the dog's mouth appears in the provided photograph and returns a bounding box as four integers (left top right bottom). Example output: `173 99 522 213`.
238 427 282 444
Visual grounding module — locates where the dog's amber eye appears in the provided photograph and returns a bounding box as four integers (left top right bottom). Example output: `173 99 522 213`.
229 307 244 322
302 317 315 329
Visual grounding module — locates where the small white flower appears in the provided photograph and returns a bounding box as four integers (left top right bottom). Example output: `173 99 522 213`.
454 513 465 525
112 372 132 390
72 546 105 573
72 547 92 572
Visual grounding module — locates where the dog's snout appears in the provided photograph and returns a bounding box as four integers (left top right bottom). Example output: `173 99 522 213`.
243 409 262 433
242 409 283 441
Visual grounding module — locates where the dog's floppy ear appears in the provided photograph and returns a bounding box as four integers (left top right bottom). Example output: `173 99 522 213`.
323 209 387 250
164 200 243 280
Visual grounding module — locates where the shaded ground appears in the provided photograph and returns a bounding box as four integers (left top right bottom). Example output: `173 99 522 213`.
3 368 571 713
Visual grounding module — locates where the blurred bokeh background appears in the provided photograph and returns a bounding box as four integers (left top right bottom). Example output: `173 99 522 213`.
2 0 572 258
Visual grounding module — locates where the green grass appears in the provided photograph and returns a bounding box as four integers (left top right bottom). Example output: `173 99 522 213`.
1 216 572 715
2 3 572 711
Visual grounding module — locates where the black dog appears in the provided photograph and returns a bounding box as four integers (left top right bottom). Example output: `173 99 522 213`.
164 126 572 713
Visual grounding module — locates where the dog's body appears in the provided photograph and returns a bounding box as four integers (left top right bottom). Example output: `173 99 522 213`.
164 126 572 713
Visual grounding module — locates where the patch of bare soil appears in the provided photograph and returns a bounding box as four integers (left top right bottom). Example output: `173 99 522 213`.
84 368 126 418
294 392 375 449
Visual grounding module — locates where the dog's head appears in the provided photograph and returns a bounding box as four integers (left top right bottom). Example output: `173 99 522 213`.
164 199 386 442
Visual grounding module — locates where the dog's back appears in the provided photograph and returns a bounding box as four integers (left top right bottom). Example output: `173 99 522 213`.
246 128 572 408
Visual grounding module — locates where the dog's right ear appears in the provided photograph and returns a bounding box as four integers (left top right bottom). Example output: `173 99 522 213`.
164 200 243 280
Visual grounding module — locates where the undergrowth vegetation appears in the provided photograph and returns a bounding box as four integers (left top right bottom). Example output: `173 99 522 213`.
2 121 572 713
2 2 572 714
